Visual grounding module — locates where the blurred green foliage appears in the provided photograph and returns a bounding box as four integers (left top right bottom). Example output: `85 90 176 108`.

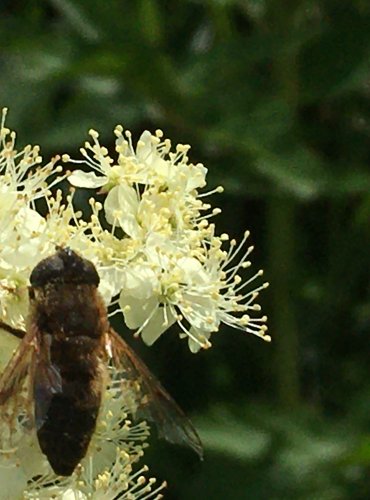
1 0 370 498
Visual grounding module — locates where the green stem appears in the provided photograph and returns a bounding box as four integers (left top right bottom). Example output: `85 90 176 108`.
268 196 300 408
265 1 301 408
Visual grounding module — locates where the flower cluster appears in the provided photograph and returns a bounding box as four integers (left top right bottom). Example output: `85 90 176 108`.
0 108 78 334
65 127 270 352
0 108 269 498
0 110 163 499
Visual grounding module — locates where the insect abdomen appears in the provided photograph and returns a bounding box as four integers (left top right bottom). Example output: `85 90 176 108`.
36 337 103 476
37 387 100 475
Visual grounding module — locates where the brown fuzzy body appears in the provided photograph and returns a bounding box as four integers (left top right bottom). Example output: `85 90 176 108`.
30 283 109 476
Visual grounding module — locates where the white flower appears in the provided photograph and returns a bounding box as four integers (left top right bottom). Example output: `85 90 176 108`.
115 231 269 352
0 110 66 330
65 123 270 352
124 129 208 192
0 191 90 330
0 108 63 203
66 127 207 194
65 129 115 190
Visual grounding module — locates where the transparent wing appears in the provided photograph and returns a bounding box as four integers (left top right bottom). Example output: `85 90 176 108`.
0 325 62 435
0 326 35 406
0 325 38 450
106 328 203 458
33 334 63 430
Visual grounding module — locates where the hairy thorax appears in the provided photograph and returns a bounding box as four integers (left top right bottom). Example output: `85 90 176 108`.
30 283 108 340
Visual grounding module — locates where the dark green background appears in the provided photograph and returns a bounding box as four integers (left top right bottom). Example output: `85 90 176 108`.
1 1 369 498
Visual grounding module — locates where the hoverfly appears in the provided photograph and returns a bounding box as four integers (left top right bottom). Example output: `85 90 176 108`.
0 248 202 476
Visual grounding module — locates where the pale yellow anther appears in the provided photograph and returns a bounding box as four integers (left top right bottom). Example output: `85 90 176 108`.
115 124 123 133
89 129 99 139
240 315 250 324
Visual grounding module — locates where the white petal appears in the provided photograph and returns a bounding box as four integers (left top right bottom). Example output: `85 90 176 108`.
185 164 208 190
104 185 141 238
141 306 176 345
119 294 158 329
152 157 170 179
181 292 218 331
122 265 158 300
61 489 86 500
17 207 46 235
68 170 108 188
136 130 153 161
188 327 211 353
177 257 209 285
98 267 126 305
0 191 17 213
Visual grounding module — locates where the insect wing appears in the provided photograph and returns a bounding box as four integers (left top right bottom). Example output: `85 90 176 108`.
106 329 203 458
33 347 63 430
0 326 37 450
0 326 34 406
0 325 62 433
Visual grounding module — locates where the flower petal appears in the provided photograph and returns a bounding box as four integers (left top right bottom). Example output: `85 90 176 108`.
104 185 141 238
68 170 108 188
141 306 176 345
119 294 158 329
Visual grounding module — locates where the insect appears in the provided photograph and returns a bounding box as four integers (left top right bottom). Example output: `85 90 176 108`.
0 247 202 476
